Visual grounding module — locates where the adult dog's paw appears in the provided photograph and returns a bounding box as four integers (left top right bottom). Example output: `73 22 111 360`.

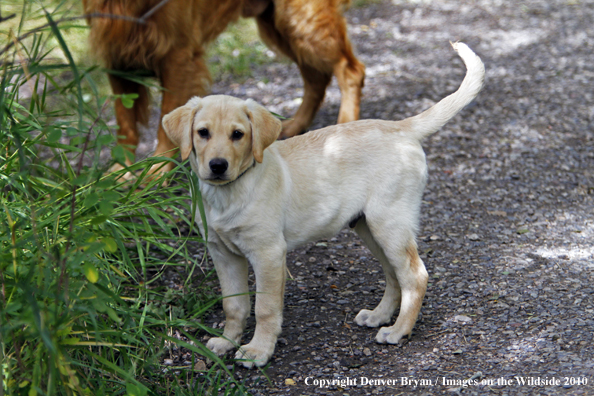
355 309 391 328
206 337 235 356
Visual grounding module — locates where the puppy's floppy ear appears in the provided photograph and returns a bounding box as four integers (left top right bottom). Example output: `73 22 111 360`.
162 97 202 160
246 98 282 163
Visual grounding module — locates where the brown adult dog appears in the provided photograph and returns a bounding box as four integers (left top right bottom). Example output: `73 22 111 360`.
84 0 365 176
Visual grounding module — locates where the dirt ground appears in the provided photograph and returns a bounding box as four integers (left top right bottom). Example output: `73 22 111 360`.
150 0 594 394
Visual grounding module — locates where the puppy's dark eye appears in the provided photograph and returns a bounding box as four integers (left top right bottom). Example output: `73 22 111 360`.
231 130 244 140
198 128 210 139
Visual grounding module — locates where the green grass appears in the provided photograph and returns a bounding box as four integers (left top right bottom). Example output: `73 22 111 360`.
0 2 254 395
1 1 88 63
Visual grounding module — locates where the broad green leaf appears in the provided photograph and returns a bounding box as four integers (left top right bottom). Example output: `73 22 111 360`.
112 145 127 164
90 215 108 225
73 175 87 186
66 127 79 136
106 307 121 323
120 93 139 109
83 192 99 208
126 382 146 396
84 263 99 283
103 237 117 253
47 127 62 143
103 191 120 202
98 200 113 216
97 133 114 146
91 298 107 313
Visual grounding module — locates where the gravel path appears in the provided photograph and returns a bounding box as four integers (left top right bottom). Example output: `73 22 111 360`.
155 1 594 394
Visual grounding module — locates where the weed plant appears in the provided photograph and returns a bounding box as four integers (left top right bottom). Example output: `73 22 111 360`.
0 2 250 395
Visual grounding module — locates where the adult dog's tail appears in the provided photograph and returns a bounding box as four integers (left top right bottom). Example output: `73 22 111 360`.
402 42 485 140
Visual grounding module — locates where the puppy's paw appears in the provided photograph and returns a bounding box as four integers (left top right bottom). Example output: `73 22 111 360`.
234 343 275 369
375 325 409 345
355 309 391 328
206 337 235 356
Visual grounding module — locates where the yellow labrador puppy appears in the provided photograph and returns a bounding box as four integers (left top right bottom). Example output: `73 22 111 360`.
163 43 484 368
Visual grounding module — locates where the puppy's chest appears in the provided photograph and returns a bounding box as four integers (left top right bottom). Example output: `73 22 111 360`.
206 210 250 257
210 223 245 257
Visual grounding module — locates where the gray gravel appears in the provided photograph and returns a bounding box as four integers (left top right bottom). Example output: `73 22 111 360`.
147 0 594 394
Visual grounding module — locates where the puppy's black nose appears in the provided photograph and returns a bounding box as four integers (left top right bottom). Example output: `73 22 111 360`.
209 158 228 175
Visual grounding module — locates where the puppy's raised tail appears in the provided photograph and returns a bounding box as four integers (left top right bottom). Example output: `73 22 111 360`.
401 42 485 140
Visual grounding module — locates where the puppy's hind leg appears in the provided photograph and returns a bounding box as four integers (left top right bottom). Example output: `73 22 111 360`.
206 243 250 357
353 219 401 328
361 216 428 344
375 240 427 344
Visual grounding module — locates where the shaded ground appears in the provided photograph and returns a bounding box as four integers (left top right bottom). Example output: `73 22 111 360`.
148 0 594 394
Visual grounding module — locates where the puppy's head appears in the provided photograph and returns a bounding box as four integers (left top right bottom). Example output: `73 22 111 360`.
163 95 281 185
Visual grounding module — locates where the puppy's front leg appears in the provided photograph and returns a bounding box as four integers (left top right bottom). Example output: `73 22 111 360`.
235 245 287 368
206 242 250 356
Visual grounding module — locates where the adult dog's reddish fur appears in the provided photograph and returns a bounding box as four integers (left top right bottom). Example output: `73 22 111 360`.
84 0 365 176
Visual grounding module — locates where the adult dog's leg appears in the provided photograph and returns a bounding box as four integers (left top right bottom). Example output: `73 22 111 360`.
256 7 330 138
256 1 364 138
206 244 251 356
150 50 211 176
235 244 287 368
284 63 332 139
353 219 402 328
107 74 148 177
333 48 365 124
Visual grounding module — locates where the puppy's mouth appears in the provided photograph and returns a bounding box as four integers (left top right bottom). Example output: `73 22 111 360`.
205 174 231 184
204 172 244 186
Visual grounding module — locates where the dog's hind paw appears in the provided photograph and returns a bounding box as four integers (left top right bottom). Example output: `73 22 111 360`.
355 309 391 328
374 325 409 344
206 337 235 356
234 343 274 369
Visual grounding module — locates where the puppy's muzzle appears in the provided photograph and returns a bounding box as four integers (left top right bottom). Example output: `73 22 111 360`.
209 158 229 176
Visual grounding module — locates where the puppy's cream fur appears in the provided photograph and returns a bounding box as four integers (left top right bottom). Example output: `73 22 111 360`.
163 43 484 368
